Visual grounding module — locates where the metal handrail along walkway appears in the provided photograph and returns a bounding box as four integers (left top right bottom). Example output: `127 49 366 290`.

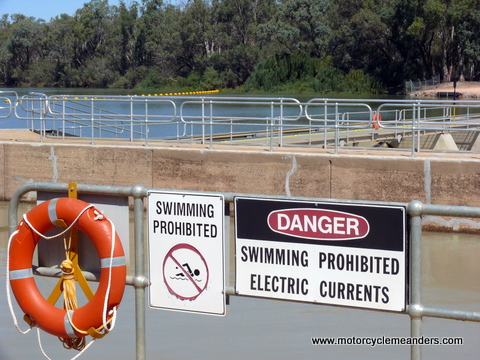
1 91 480 155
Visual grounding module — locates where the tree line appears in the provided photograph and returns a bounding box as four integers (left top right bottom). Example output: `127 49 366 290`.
0 0 478 94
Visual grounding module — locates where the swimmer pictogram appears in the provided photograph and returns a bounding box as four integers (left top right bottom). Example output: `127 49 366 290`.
163 243 209 301
175 262 200 277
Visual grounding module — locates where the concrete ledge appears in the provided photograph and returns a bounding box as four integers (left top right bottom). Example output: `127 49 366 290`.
2 130 479 234
1 140 479 212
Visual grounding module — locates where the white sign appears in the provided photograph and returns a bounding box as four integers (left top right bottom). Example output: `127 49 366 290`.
148 191 225 316
235 197 408 312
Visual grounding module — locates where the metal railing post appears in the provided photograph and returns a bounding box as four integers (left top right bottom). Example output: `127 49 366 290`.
130 97 134 142
411 104 417 156
90 99 95 145
62 98 66 139
323 100 328 149
209 101 213 149
408 200 424 360
201 98 206 145
334 102 339 154
279 99 284 148
39 100 45 143
144 99 149 147
132 185 147 360
270 101 274 152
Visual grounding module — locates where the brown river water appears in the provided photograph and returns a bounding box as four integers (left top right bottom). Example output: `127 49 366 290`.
0 202 479 360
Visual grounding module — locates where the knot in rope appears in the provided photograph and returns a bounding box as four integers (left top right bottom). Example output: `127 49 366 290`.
60 259 75 281
60 259 78 314
58 258 86 351
59 259 87 351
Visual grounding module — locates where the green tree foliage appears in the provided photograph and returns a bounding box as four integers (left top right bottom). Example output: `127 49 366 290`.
245 52 382 93
244 51 318 91
0 0 478 92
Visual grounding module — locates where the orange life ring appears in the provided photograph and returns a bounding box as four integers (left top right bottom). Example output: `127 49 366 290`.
8 198 126 338
372 112 382 130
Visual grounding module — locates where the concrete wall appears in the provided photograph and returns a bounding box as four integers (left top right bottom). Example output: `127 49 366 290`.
1 141 479 211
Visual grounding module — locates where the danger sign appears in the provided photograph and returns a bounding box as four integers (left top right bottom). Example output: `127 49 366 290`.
235 197 408 312
148 191 225 316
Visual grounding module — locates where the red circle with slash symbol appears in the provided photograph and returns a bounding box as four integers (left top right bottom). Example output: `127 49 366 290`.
162 243 209 301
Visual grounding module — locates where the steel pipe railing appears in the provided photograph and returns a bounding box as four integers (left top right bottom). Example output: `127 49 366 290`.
2 92 480 155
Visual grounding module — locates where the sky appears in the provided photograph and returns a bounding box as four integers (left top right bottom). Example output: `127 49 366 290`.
0 0 127 21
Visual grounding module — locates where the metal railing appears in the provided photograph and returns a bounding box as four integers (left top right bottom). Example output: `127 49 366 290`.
179 96 303 150
7 182 480 360
2 91 480 155
405 75 441 93
0 91 17 119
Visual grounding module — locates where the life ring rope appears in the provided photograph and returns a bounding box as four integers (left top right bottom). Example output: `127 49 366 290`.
6 198 126 359
6 229 31 334
59 209 118 337
22 204 94 241
37 327 97 360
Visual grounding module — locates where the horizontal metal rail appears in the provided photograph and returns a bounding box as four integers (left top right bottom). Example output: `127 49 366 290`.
2 92 480 155
0 91 17 119
0 97 13 119
7 182 480 360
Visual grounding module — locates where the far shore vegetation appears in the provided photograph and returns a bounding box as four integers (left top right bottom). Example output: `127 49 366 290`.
1 0 478 95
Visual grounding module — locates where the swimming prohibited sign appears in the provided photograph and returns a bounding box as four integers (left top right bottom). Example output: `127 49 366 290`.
148 191 225 316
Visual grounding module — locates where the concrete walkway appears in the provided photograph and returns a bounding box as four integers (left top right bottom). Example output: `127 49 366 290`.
2 129 479 161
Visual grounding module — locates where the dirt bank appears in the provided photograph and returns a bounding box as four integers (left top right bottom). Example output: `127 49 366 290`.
410 81 480 99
